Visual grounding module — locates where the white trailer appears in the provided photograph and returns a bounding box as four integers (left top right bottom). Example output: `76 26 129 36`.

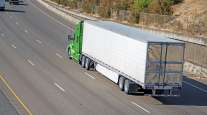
0 0 5 11
69 20 185 96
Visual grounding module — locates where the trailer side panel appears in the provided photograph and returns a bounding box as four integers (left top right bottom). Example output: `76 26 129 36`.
82 22 148 84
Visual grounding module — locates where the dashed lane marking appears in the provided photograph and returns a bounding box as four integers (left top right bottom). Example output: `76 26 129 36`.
84 72 95 80
131 101 151 114
56 53 63 59
25 30 28 33
54 82 65 92
11 44 17 49
27 59 35 66
35 39 42 44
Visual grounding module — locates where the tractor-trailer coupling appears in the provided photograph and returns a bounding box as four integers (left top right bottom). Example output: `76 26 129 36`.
67 20 185 96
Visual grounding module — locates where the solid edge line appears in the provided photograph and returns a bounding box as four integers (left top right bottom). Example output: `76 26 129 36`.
0 73 33 115
131 101 151 114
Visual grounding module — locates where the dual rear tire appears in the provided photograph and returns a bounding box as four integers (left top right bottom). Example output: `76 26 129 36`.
124 79 130 94
81 55 92 70
118 76 130 94
118 76 125 91
71 54 134 95
85 58 91 70
81 55 86 68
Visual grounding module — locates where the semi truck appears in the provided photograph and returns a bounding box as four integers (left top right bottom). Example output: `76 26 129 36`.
0 0 5 11
67 20 185 96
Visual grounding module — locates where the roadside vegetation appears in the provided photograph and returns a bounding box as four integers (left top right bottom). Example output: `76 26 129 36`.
50 0 206 38
51 0 183 23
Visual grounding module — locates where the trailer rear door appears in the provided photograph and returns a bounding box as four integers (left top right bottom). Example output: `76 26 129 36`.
145 43 185 88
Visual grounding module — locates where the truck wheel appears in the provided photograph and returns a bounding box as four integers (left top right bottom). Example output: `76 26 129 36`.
118 76 125 91
67 48 72 59
85 57 91 70
81 55 86 68
124 79 130 94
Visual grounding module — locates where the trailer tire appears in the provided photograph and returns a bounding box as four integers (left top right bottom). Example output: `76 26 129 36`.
81 55 86 68
124 79 130 94
85 57 91 70
118 76 125 91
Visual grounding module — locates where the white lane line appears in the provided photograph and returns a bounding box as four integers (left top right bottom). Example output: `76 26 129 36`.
54 82 65 92
56 53 63 59
27 59 35 66
131 101 151 114
84 72 95 80
35 39 42 44
30 1 73 31
25 30 28 33
11 44 17 49
183 81 207 93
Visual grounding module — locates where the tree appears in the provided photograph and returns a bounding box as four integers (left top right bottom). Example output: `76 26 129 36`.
129 0 151 23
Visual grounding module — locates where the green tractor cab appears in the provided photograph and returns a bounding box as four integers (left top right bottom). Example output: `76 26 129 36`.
67 21 84 62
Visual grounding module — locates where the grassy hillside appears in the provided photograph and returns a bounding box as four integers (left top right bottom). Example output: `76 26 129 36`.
172 0 207 37
51 0 181 22
50 0 206 38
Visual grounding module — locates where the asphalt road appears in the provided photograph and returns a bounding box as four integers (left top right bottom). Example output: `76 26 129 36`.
0 89 19 115
0 0 207 115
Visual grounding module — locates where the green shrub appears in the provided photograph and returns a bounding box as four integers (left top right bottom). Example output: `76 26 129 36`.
147 0 174 15
50 0 182 23
128 0 151 23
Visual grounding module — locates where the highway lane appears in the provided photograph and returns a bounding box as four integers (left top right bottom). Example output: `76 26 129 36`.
0 0 207 115
0 1 152 115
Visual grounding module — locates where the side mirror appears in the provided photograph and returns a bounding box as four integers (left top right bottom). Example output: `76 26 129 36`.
67 34 72 41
